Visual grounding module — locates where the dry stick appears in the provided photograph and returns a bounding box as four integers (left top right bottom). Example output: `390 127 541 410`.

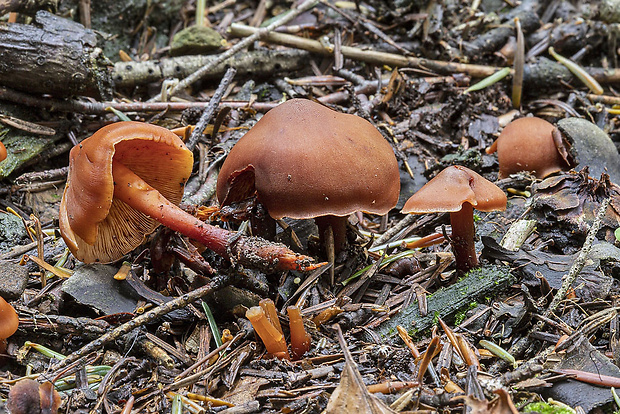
167 0 319 99
371 214 417 248
541 196 610 322
228 23 500 78
50 274 231 373
186 67 237 151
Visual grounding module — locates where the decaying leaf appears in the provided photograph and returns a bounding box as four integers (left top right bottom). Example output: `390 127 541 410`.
325 325 397 414
530 169 620 247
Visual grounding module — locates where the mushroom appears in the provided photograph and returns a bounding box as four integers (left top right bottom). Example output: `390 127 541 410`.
486 117 568 179
59 121 316 272
402 166 506 275
0 296 18 353
7 379 61 414
0 142 6 162
216 99 400 253
287 305 311 360
246 305 290 359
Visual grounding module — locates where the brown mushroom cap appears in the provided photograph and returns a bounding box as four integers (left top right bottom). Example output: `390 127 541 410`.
0 296 18 339
490 117 567 179
216 99 400 219
59 122 193 263
402 165 506 214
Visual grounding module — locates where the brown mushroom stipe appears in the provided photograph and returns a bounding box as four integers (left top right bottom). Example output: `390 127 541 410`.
486 117 568 179
402 166 506 275
216 98 400 253
59 122 318 272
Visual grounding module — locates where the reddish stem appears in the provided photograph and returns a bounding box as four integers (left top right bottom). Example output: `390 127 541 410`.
112 161 318 272
449 202 478 275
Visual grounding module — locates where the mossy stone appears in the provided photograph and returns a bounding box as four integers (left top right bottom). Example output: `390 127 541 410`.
170 26 225 56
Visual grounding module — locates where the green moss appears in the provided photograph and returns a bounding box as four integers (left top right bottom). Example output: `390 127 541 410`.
523 402 574 414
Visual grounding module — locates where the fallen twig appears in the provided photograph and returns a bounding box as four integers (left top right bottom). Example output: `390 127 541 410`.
48 274 232 373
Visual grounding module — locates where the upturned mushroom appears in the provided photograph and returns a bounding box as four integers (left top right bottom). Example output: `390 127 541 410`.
59 122 317 272
216 99 400 253
486 117 568 179
402 166 506 275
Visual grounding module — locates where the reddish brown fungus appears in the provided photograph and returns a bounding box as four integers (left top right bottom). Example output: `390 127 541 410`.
402 166 506 275
217 99 400 253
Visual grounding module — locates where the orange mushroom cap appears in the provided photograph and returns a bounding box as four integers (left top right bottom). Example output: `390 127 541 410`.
216 99 400 220
402 165 506 215
59 122 193 263
0 142 7 162
487 117 567 179
0 296 19 340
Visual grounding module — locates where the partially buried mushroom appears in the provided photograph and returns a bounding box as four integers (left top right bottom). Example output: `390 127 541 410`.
59 122 317 272
402 166 506 275
216 99 400 253
486 117 569 179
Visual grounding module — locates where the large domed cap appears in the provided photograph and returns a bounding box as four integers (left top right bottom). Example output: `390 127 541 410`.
59 122 193 263
489 117 567 179
402 165 506 214
216 99 400 219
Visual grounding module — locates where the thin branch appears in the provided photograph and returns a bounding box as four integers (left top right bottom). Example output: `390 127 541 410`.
187 67 236 151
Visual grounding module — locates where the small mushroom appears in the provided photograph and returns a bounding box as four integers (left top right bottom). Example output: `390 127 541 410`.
0 142 6 162
59 122 316 272
0 296 18 353
246 305 290 359
486 117 568 179
287 305 311 360
217 99 400 253
402 166 506 275
7 379 61 414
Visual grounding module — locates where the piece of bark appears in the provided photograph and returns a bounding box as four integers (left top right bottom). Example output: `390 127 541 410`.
0 10 112 98
368 265 514 343
112 49 310 89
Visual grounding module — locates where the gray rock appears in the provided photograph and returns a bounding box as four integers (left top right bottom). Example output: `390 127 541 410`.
556 117 620 183
0 260 29 300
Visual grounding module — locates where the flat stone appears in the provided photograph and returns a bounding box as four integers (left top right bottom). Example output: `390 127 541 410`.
0 260 29 300
62 264 138 315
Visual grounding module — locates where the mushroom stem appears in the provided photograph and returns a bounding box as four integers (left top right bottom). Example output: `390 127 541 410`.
449 202 478 275
112 161 318 272
315 215 348 254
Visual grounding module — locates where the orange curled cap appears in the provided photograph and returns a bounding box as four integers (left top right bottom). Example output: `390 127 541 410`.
216 99 400 219
59 122 193 263
0 296 18 339
490 117 566 179
402 165 506 214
